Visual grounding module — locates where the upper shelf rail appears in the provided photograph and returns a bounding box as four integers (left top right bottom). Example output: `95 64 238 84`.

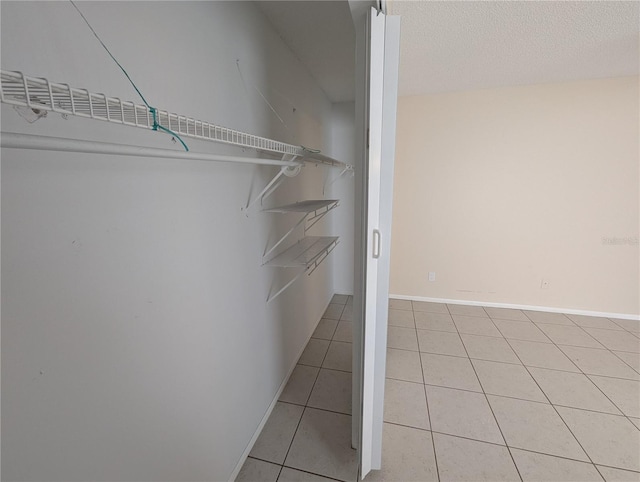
0 70 351 170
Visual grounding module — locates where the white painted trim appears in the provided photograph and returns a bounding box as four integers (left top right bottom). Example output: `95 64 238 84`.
227 306 326 482
388 294 640 321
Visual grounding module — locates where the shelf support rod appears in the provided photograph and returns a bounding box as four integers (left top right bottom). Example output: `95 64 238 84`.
263 214 307 260
243 158 301 212
267 269 306 303
0 132 301 167
304 201 339 233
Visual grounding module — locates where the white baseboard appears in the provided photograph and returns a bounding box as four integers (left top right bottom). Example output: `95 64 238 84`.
389 294 640 321
227 304 327 482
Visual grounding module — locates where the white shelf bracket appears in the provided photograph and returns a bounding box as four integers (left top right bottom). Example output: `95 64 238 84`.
265 237 339 303
263 214 308 259
304 201 339 233
243 158 302 212
323 166 350 195
266 268 306 303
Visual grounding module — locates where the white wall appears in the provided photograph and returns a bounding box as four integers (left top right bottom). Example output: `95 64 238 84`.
329 102 356 295
391 77 639 317
1 2 337 481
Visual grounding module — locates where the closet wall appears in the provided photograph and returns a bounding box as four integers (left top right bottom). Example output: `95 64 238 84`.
1 2 338 480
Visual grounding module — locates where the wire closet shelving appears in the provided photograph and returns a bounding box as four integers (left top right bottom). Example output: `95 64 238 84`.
0 70 352 169
0 70 348 303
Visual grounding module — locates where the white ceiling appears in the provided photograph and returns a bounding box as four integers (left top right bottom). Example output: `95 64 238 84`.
258 1 639 101
256 1 356 102
388 0 640 96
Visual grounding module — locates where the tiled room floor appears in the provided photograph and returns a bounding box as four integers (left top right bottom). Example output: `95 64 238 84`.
238 296 640 482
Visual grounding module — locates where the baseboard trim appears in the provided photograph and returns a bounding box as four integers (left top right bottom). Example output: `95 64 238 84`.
227 303 328 482
389 294 640 321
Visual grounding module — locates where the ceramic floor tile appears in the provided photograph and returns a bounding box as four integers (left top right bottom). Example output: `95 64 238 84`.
388 298 412 311
528 367 622 414
383 378 430 429
307 369 352 415
433 433 519 481
588 375 640 418
560 346 640 380
285 408 358 482
567 314 625 330
492 319 551 343
426 385 504 443
536 324 604 348
596 466 640 482
417 329 467 357
611 319 640 334
388 308 415 328
414 311 457 332
448 304 489 317
365 423 438 482
412 300 449 313
331 294 348 305
346 295 353 306
452 315 502 337
333 321 352 343
472 359 547 402
524 310 574 325
387 326 419 351
323 303 345 320
508 339 580 372
583 328 640 353
557 406 640 472
250 402 304 464
461 333 521 364
510 449 603 482
299 339 330 367
340 304 353 322
237 457 280 482
421 353 482 392
322 341 352 373
312 318 339 340
386 348 423 383
484 307 530 321
614 351 640 372
487 395 589 461
279 364 319 405
278 467 336 482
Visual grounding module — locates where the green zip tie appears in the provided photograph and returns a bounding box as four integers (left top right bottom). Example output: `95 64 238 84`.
70 0 189 152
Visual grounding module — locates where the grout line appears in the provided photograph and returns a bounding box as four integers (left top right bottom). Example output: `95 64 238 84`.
609 351 640 375
281 465 346 482
454 311 524 481
582 373 640 427
305 405 353 418
279 320 338 473
505 337 599 469
416 321 440 482
442 304 522 479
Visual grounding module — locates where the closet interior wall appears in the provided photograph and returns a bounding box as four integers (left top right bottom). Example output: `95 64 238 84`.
1 2 338 481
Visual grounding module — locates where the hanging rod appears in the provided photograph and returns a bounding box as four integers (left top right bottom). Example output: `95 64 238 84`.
0 70 352 170
0 132 301 167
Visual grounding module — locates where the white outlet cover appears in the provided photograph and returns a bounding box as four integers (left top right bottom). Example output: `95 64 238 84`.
428 272 436 282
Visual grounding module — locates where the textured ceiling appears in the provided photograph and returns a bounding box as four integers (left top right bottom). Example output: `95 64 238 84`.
388 0 640 96
256 1 356 102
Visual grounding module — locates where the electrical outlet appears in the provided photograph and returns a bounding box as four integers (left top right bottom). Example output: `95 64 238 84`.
541 279 550 289
428 272 436 282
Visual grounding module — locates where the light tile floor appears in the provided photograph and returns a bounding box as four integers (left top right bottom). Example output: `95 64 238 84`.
238 297 640 482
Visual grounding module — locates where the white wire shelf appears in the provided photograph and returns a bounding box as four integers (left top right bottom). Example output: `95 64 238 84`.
263 199 339 214
0 70 351 169
262 200 339 259
264 236 339 268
